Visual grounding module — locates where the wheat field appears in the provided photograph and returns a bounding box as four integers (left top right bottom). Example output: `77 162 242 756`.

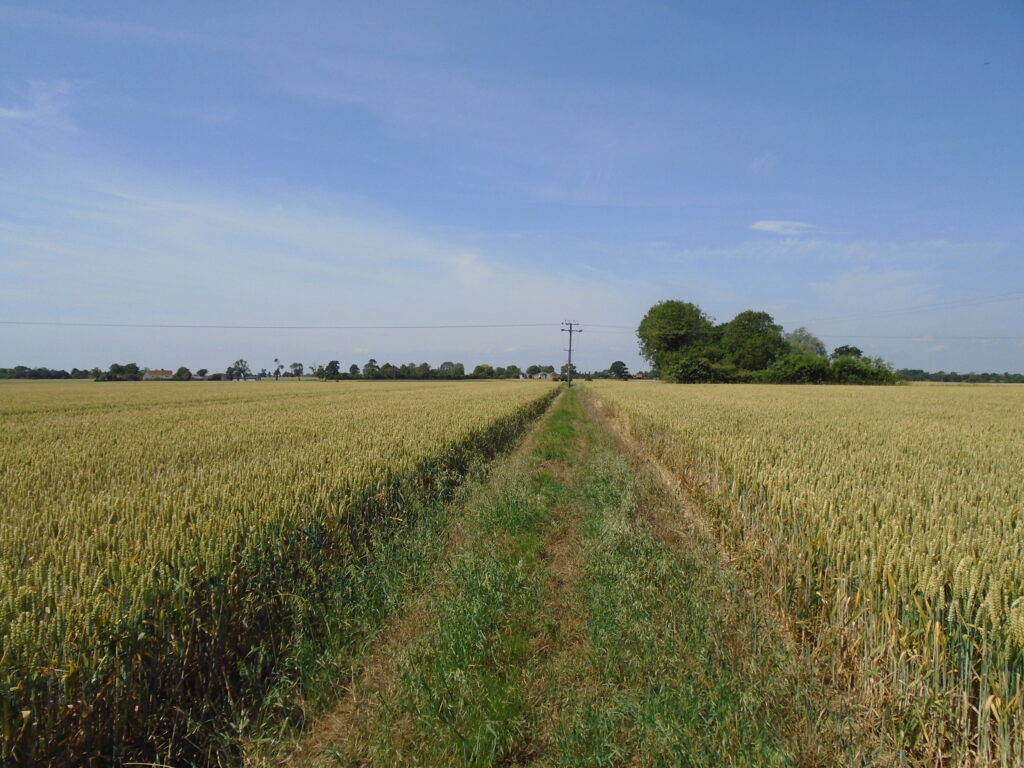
585 380 1024 765
0 379 556 764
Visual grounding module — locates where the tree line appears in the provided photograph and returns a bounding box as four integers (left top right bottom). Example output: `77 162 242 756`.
0 360 561 382
636 300 900 384
897 369 1024 384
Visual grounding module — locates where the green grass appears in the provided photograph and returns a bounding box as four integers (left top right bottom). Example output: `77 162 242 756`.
257 388 850 766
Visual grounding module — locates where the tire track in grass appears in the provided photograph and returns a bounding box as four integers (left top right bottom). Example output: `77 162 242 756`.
267 390 584 766
256 388 848 766
530 391 838 767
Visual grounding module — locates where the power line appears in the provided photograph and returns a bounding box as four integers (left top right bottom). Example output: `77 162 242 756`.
0 320 559 330
817 334 1024 340
792 290 1024 326
562 321 582 384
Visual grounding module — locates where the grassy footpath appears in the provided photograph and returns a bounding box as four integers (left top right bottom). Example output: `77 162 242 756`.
254 388 847 766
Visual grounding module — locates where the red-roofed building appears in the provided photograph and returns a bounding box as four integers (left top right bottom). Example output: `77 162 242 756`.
143 369 174 380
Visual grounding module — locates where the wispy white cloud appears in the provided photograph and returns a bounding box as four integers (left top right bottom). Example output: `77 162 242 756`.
0 80 74 128
749 219 816 235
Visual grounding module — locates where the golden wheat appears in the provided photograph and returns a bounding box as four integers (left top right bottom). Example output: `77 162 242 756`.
0 378 557 763
585 379 1024 765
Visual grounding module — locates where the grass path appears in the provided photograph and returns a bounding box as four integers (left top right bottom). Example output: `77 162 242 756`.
251 387 846 767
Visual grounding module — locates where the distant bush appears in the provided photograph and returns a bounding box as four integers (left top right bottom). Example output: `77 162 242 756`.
764 353 832 384
661 353 719 383
830 355 898 384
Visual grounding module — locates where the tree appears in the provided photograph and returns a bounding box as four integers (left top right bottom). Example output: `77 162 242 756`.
560 362 577 381
273 358 283 380
380 362 398 379
290 362 303 378
505 364 522 379
363 359 380 379
525 364 541 376
195 368 209 378
784 327 827 357
636 300 715 372
226 359 251 380
323 360 341 379
349 363 360 377
96 362 142 382
437 361 459 379
831 345 863 360
720 310 788 371
172 366 192 381
609 360 629 379
471 364 494 378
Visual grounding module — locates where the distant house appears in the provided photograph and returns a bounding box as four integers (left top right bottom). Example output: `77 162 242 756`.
532 372 557 381
143 369 174 380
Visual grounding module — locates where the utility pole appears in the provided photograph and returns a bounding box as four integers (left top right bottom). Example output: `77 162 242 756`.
561 321 582 385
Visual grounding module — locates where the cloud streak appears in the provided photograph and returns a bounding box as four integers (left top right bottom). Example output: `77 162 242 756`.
749 220 816 235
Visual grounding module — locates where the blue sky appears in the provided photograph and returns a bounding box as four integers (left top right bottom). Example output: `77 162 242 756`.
1 1 1022 373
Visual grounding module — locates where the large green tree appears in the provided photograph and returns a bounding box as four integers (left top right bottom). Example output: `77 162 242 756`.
720 311 788 370
636 300 715 369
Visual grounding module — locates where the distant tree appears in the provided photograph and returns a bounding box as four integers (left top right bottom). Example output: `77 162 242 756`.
831 345 863 360
226 359 251 380
273 358 283 380
349 363 360 377
323 360 341 379
784 327 827 357
541 365 555 373
526 364 541 376
290 362 303 378
172 366 192 381
437 361 459 379
505 364 522 379
609 360 629 379
560 363 577 381
363 359 380 379
96 362 143 382
471 364 494 378
380 362 398 379
195 368 209 378
720 310 788 371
